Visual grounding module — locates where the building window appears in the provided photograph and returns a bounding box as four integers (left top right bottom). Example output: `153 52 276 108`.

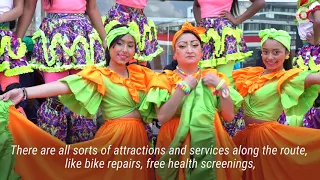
244 23 260 31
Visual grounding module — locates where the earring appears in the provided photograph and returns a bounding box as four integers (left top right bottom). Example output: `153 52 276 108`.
285 55 290 59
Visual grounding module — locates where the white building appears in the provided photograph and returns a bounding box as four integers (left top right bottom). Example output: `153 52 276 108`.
150 0 298 69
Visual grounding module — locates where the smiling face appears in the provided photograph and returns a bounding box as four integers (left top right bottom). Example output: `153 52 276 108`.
261 39 289 72
109 34 136 65
173 33 202 66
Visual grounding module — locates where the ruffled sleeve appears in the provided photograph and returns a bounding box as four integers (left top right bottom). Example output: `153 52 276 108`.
232 67 265 96
58 74 103 119
139 88 171 120
139 72 172 120
277 69 320 126
232 66 287 97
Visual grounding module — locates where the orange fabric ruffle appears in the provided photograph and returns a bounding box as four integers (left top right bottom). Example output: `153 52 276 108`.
77 64 154 103
147 72 173 93
233 122 320 180
277 68 302 93
214 111 243 180
8 106 154 180
232 67 286 97
155 117 188 180
148 69 230 93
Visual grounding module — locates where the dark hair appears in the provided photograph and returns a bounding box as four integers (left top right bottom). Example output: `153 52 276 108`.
255 50 265 68
174 30 203 51
230 0 240 17
9 20 16 30
283 50 293 70
163 60 178 70
105 24 135 66
283 58 292 70
177 23 201 41
180 30 202 42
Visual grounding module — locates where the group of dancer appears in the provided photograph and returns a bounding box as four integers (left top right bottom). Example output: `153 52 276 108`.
1 0 320 179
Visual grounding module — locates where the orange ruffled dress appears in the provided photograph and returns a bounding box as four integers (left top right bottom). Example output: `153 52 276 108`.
140 69 244 180
3 64 155 180
232 67 320 180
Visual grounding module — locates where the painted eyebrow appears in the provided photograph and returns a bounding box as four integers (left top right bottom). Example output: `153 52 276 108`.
177 40 200 44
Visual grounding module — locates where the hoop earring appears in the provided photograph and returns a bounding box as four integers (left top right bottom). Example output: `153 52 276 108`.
285 55 290 60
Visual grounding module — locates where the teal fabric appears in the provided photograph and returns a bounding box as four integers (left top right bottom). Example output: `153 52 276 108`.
22 36 34 53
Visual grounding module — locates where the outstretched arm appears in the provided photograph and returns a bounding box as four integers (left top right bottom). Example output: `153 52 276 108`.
16 0 37 38
221 0 265 25
0 81 71 105
313 9 320 45
305 74 320 88
86 0 107 49
0 0 24 23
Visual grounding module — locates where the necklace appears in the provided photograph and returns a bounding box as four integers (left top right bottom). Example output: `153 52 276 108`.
259 69 266 77
176 66 200 76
